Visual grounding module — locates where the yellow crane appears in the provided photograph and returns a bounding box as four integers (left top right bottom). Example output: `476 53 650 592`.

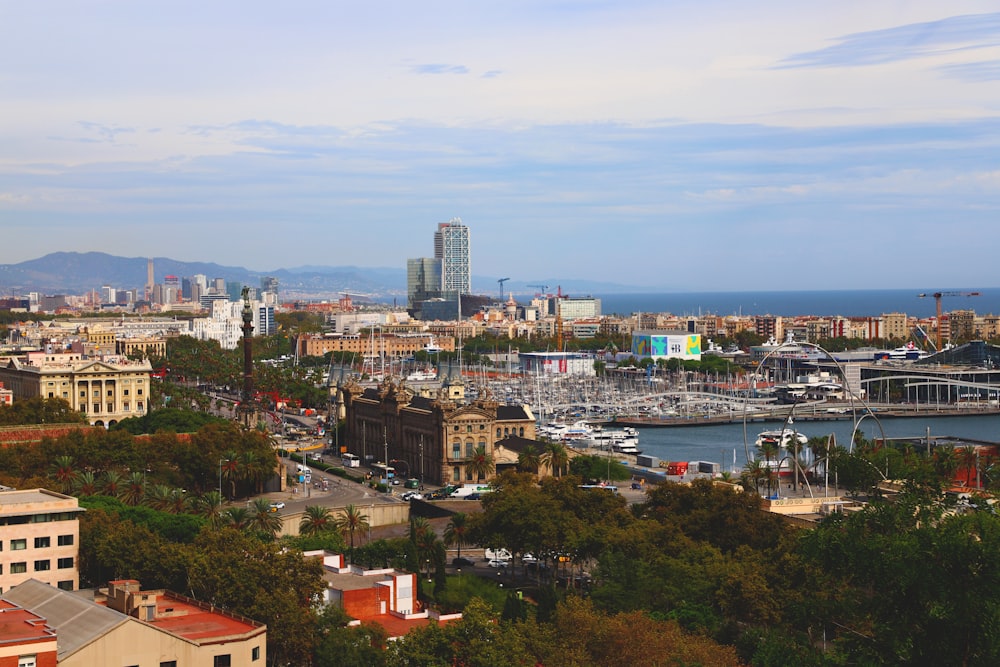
917 291 980 351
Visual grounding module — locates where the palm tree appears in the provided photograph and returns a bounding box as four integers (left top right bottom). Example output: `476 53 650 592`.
222 507 251 530
194 491 225 528
220 452 240 500
543 441 569 478
300 505 335 538
443 512 469 559
336 504 370 557
72 470 99 496
146 484 174 512
517 444 541 475
120 472 146 506
102 470 125 498
248 498 283 539
466 446 494 482
957 446 980 488
166 488 190 514
51 455 76 493
410 516 440 581
240 450 270 497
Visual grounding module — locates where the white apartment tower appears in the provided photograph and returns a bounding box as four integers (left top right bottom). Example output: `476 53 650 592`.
434 218 471 295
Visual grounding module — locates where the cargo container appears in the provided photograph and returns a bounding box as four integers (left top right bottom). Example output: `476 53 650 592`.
636 454 659 468
666 461 689 476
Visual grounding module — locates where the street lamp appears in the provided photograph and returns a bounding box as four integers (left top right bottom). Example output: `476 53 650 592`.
218 458 227 499
419 435 424 488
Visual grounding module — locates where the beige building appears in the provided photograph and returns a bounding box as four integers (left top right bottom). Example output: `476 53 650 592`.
882 312 909 342
0 352 152 427
297 332 456 359
3 578 266 666
115 335 168 359
340 379 535 486
0 489 82 594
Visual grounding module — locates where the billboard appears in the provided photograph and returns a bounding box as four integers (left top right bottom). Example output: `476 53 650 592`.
631 333 701 360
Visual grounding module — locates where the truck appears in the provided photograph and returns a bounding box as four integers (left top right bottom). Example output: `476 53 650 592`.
449 483 492 499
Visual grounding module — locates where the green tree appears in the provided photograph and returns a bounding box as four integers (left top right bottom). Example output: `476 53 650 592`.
516 444 541 475
466 446 494 481
300 505 336 538
444 512 469 559
336 504 370 557
542 441 569 478
247 497 283 539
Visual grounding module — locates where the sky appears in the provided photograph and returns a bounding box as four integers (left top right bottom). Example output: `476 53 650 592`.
1 1 999 292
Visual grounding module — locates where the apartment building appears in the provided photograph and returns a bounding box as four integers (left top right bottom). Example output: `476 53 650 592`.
0 489 82 594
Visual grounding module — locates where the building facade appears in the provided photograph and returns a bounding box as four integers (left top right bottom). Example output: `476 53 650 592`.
0 489 82 594
340 379 534 486
0 353 152 427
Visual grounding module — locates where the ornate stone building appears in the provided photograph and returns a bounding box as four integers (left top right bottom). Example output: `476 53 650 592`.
0 352 152 427
339 378 535 486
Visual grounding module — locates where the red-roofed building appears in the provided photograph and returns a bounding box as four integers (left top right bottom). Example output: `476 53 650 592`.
3 579 266 667
306 552 461 640
0 599 58 667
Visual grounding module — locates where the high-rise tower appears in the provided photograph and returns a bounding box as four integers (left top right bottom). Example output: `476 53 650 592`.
434 218 471 295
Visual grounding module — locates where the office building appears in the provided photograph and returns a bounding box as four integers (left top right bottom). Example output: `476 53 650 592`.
407 257 443 309
434 219 471 295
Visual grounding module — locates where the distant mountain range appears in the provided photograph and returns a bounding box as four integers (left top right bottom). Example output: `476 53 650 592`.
0 252 652 301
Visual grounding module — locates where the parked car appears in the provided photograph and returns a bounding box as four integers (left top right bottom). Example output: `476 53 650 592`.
452 556 475 567
268 501 285 512
487 559 509 568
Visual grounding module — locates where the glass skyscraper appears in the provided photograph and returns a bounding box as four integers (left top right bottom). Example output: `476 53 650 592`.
434 218 471 295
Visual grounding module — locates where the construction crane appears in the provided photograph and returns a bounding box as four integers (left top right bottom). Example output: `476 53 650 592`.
917 291 980 351
527 284 549 296
497 277 510 301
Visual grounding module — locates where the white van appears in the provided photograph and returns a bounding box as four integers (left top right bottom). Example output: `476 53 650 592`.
484 548 511 562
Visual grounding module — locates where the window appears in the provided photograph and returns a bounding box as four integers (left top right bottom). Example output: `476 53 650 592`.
18 656 36 667
519 427 525 437
137 388 143 396
465 441 474 457
34 560 50 572
107 389 114 396
496 427 502 438
35 537 50 548
58 534 74 546
93 403 100 413
57 581 73 591
252 647 261 661
124 389 130 396
11 539 26 550
11 562 26 574
80 390 86 397
466 425 472 433
452 442 460 459
465 468 473 481
58 557 73 569
214 655 232 667
160 661 178 667
453 466 460 481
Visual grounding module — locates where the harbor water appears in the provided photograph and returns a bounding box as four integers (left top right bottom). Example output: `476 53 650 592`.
631 413 1000 472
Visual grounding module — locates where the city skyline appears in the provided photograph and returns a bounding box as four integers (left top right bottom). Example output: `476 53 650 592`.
2 3 999 291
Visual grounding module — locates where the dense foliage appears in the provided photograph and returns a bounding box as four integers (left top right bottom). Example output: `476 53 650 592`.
0 396 87 425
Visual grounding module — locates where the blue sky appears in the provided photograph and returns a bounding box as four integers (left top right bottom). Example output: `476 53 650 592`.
1 2 999 291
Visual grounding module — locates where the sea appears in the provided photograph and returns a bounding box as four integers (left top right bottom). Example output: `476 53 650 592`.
592 288 1000 320
632 414 1000 472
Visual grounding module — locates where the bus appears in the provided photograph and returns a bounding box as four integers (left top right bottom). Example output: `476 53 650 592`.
371 463 395 481
341 453 361 468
